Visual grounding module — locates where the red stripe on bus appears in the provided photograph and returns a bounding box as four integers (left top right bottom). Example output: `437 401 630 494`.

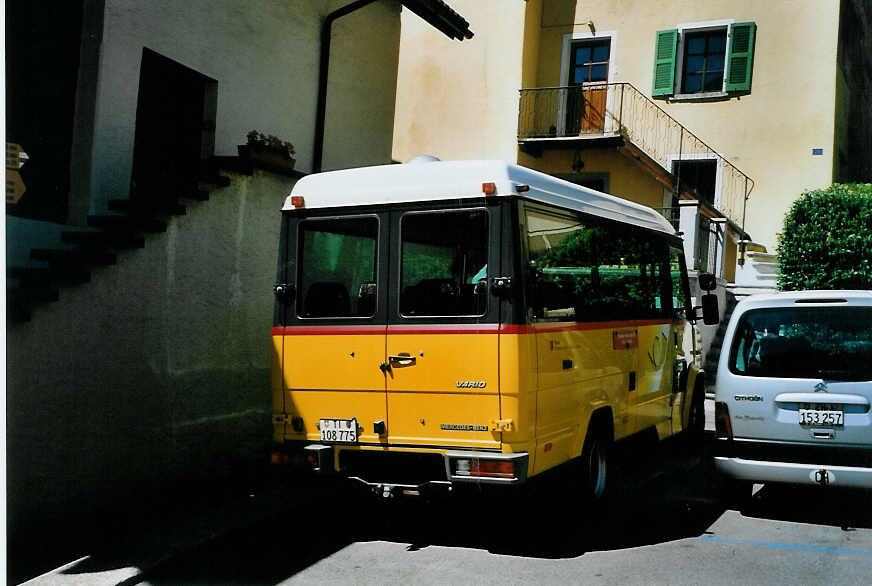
271 325 387 336
272 319 674 336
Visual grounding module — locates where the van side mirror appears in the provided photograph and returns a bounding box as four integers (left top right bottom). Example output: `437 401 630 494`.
701 293 719 325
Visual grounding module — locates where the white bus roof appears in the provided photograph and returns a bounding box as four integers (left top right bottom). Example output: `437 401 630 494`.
285 160 676 235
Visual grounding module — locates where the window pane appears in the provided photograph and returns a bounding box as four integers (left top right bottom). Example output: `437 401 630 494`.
708 32 727 53
686 35 706 54
683 73 702 93
730 307 872 380
670 248 687 315
590 64 608 81
299 217 377 318
572 66 588 84
685 55 705 74
708 53 725 72
400 210 488 317
592 44 610 62
574 46 592 65
526 210 670 322
704 72 723 91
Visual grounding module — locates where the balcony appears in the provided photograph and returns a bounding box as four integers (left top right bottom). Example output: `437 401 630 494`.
518 83 754 233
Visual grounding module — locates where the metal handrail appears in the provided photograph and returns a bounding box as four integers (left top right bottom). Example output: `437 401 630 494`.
518 82 755 237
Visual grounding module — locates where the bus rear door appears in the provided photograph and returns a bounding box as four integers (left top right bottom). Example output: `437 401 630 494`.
281 214 390 446
384 206 503 451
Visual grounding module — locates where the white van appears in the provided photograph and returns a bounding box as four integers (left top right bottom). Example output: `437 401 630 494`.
713 290 872 499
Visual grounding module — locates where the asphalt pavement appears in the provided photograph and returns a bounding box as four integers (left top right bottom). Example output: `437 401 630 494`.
15 400 872 586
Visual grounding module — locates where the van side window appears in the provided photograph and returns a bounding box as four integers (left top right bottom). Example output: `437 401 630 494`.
400 209 488 317
526 209 671 322
298 217 378 318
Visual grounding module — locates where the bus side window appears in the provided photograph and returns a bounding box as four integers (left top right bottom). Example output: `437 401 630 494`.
526 208 672 322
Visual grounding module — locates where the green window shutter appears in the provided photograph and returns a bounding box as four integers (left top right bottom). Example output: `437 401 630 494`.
725 22 756 92
652 29 678 96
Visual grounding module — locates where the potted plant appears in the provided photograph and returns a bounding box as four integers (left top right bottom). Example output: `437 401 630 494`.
238 130 296 174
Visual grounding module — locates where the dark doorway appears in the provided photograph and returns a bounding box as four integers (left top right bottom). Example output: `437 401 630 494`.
672 159 717 205
6 0 86 222
131 49 216 204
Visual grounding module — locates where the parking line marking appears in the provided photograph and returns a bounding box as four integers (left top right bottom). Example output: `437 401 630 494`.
700 535 872 556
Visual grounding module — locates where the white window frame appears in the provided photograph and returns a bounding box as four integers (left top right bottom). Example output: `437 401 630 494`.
666 152 725 210
558 31 618 135
673 18 734 100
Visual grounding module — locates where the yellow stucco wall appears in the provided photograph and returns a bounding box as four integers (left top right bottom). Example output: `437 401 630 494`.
518 148 666 209
537 0 842 250
394 0 843 251
392 1 526 163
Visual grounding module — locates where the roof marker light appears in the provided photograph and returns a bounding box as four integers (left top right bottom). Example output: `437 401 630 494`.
482 182 496 196
516 184 530 193
291 196 305 208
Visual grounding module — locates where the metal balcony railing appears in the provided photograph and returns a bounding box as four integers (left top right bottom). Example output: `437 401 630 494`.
518 83 754 234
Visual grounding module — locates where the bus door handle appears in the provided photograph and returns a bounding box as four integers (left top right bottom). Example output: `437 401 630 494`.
389 353 417 368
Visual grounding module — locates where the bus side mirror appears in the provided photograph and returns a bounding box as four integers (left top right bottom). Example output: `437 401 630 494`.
695 272 719 324
700 293 719 325
698 272 716 292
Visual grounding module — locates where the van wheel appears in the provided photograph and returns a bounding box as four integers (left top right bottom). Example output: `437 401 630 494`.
580 428 611 501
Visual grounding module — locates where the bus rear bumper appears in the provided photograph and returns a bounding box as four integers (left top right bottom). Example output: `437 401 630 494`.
274 443 529 490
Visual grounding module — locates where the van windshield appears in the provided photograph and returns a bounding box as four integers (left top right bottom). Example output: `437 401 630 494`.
730 306 872 381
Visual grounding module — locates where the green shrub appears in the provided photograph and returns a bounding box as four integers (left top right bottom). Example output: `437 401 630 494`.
776 183 872 291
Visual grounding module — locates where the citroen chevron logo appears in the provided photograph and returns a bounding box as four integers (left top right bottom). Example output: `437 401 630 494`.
814 382 828 393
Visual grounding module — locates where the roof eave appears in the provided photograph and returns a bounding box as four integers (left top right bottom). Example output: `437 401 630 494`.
400 0 473 40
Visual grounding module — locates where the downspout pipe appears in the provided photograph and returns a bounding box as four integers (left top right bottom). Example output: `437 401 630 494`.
313 0 377 174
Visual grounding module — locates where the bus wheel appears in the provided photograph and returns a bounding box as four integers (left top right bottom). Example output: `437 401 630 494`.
581 428 610 501
688 385 705 435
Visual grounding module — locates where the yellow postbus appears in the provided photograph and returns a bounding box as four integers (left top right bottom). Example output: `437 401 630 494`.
271 159 714 501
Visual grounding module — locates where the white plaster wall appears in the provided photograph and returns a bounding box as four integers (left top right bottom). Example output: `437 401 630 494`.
6 170 292 530
392 1 525 163
323 0 402 170
92 0 322 214
90 0 403 213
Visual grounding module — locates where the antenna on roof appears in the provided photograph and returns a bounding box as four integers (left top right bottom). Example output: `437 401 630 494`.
405 154 441 164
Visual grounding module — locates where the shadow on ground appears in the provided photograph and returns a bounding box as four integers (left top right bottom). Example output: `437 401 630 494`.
56 437 727 585
736 483 872 530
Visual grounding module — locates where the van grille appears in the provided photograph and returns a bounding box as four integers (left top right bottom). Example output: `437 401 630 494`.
338 450 447 485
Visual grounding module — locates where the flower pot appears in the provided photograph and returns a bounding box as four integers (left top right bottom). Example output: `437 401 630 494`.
238 144 296 175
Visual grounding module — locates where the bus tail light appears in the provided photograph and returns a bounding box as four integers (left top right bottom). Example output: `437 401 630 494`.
446 452 528 483
715 401 733 439
453 458 514 478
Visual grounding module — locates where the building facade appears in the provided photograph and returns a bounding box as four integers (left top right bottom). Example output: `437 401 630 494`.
393 0 872 285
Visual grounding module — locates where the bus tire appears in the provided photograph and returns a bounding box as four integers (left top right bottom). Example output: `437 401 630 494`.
683 381 705 446
580 422 611 503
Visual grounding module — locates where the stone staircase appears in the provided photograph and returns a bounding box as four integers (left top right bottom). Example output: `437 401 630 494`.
6 170 230 323
732 241 778 296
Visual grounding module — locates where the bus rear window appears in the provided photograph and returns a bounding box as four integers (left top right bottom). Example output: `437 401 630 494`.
400 209 488 317
730 306 872 381
298 217 378 318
